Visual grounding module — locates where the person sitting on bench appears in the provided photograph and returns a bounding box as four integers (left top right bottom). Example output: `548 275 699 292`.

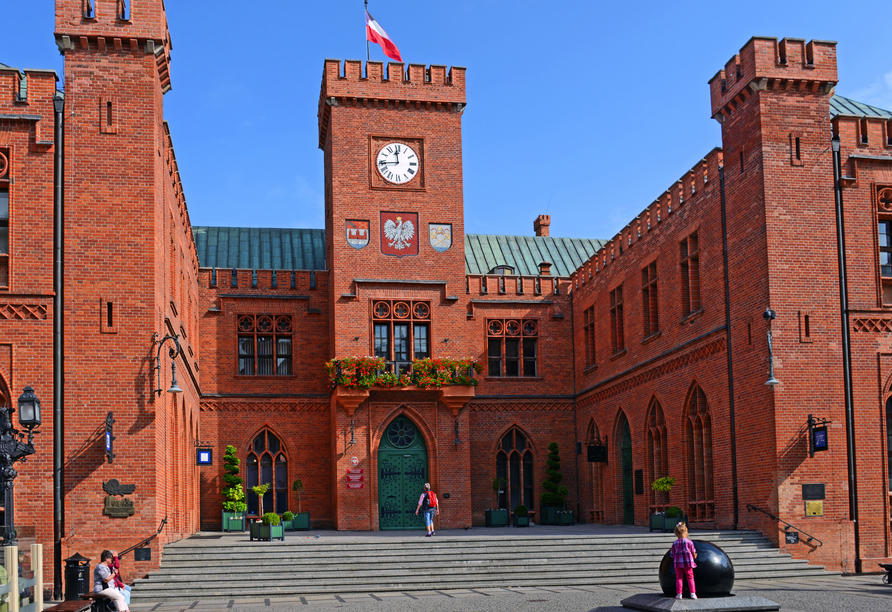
93 550 129 612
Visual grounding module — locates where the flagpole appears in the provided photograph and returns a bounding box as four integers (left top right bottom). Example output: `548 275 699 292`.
365 0 370 62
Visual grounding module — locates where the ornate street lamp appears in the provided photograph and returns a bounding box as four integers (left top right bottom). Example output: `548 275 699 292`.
0 386 42 545
152 332 183 395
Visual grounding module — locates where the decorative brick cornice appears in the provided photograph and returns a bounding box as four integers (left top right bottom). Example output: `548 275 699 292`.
471 401 573 412
0 304 48 320
200 399 327 413
852 318 892 333
578 337 726 408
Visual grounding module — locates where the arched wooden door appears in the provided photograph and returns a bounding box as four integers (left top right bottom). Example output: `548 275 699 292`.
378 416 428 530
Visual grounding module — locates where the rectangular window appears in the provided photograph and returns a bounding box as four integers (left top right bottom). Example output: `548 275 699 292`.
680 232 701 317
880 221 892 277
610 285 624 354
237 315 292 376
486 319 538 377
0 188 8 288
583 305 596 366
371 300 431 375
642 262 659 337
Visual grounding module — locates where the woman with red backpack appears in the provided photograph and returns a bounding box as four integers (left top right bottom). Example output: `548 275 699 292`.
415 482 439 536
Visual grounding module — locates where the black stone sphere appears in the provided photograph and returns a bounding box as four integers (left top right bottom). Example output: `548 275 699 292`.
659 540 734 597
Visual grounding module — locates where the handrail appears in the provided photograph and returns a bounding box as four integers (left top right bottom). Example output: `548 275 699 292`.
746 504 822 547
118 516 168 558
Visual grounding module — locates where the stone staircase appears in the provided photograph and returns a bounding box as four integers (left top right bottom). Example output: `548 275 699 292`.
131 529 831 602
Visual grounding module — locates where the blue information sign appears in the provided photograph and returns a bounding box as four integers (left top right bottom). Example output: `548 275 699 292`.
813 426 828 452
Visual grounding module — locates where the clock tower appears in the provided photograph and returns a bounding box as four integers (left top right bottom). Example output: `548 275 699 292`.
318 60 472 530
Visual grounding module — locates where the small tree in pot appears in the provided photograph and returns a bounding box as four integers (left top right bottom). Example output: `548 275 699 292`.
650 477 686 532
541 442 569 525
221 445 247 532
292 478 310 530
486 477 508 526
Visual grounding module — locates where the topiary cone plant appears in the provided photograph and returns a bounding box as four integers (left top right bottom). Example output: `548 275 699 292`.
540 442 569 508
292 478 304 514
252 483 271 518
222 445 247 517
492 477 506 509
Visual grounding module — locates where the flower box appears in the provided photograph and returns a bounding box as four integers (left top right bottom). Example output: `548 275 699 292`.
485 509 509 527
222 511 244 533
250 521 284 541
650 512 687 533
294 512 311 531
558 510 574 525
513 515 530 527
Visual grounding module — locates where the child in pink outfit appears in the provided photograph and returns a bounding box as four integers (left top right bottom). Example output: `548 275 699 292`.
669 522 698 599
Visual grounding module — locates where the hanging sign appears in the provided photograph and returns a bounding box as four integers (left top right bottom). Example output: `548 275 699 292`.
105 412 116 464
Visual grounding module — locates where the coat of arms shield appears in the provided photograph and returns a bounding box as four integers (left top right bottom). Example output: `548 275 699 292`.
380 212 419 257
429 223 452 252
345 220 370 249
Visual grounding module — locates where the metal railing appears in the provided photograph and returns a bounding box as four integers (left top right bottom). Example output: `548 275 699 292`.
746 504 823 546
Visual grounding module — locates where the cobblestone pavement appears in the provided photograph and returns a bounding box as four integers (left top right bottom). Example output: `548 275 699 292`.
126 574 890 612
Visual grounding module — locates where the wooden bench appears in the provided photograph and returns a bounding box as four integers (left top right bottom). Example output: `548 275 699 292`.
79 592 116 612
42 601 93 612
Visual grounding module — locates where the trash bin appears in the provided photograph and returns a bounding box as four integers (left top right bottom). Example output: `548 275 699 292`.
64 552 91 601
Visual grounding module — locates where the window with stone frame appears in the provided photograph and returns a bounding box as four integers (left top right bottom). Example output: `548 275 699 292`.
609 285 624 354
0 149 9 289
680 232 701 317
237 314 293 376
245 430 288 516
372 300 430 376
495 427 534 511
684 384 714 520
642 261 659 337
583 305 596 366
877 188 892 305
487 319 538 377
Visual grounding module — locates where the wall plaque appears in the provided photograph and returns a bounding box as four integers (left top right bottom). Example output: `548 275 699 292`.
802 483 825 500
805 501 823 516
104 496 136 518
785 531 799 544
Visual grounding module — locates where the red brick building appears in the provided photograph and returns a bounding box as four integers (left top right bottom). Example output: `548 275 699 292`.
2 1 891 597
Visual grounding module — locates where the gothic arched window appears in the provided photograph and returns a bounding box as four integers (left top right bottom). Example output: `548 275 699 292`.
245 430 288 516
646 398 669 512
587 420 604 523
684 385 714 520
496 428 534 511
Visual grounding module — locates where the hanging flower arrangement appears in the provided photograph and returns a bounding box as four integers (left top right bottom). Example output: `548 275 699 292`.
325 357 483 390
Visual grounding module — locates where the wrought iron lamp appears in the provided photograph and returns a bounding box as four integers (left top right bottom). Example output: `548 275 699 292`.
764 308 780 386
153 332 183 395
0 386 42 545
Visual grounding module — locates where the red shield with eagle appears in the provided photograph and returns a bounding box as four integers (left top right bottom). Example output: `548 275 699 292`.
380 211 418 257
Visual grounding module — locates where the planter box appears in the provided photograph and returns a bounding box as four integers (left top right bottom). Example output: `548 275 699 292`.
485 509 509 527
541 505 561 525
281 519 294 531
513 515 530 527
222 511 245 533
250 521 285 541
650 512 688 533
294 512 311 531
558 510 574 525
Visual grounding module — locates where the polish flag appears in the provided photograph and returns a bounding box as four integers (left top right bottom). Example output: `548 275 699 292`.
366 11 403 62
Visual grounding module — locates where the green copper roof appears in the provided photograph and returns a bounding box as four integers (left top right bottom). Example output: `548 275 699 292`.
465 234 605 277
830 95 892 118
193 227 326 271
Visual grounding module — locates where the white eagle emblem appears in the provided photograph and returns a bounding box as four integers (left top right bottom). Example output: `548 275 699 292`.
383 216 415 251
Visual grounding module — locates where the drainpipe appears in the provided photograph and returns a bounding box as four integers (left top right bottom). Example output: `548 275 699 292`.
831 136 859 572
718 164 739 529
52 93 65 600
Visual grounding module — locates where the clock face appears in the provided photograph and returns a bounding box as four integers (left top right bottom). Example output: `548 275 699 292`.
376 142 419 184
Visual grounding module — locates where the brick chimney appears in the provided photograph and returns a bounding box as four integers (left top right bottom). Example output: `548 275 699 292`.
534 214 551 237
538 262 552 276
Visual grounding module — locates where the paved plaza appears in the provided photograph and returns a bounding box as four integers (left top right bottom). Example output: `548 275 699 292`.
129 574 890 612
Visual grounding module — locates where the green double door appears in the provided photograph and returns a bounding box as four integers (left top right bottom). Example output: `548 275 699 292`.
378 417 428 530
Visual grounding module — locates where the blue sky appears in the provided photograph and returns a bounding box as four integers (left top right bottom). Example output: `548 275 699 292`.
4 1 892 242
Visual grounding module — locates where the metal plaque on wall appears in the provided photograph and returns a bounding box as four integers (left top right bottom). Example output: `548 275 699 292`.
785 531 800 544
802 483 825 500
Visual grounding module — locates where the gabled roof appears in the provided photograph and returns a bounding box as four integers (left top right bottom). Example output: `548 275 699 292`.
830 94 892 119
192 227 326 271
465 234 605 277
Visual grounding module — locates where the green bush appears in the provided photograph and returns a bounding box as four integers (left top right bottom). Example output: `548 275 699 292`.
651 476 677 493
513 504 528 517
540 442 569 507
221 445 247 514
666 506 683 519
282 511 295 521
261 512 281 526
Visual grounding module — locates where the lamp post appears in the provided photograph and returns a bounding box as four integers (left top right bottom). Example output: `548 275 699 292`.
0 386 42 546
764 308 780 386
152 332 184 396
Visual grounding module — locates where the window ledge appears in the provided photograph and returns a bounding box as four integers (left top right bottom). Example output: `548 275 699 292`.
584 364 597 374
235 375 297 380
642 330 662 345
681 309 704 325
609 348 627 361
484 376 543 382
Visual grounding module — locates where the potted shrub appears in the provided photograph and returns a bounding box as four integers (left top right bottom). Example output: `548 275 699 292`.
248 482 271 538
513 504 529 527
292 478 311 530
485 477 509 527
250 511 285 541
280 511 295 531
221 445 247 532
649 477 686 532
540 442 569 525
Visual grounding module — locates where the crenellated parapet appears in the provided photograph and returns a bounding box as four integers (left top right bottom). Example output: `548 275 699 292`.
709 37 837 123
570 149 723 291
0 66 60 150
318 60 466 148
